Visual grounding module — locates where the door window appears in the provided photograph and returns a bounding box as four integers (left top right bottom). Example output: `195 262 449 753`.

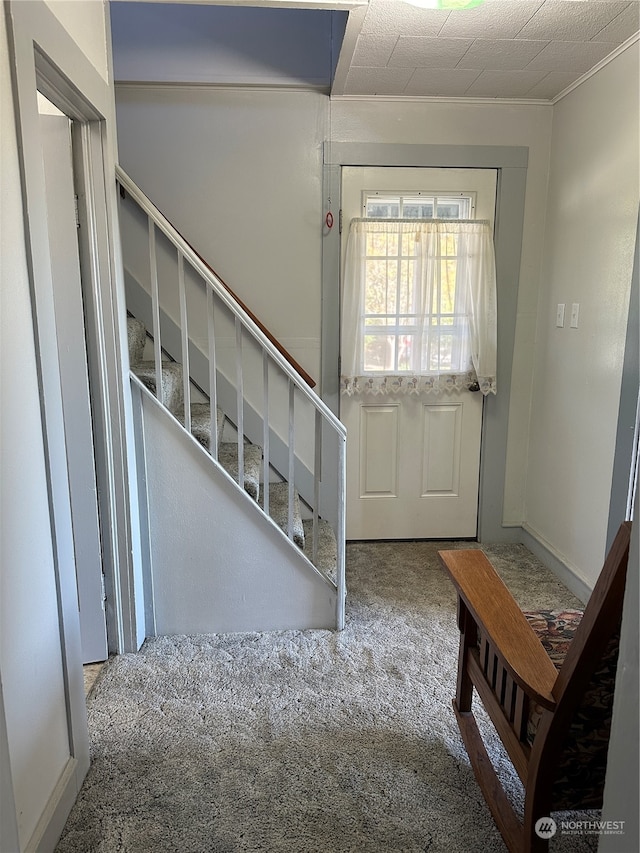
364 192 475 220
341 195 497 396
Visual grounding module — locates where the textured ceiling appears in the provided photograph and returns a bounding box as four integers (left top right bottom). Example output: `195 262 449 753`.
333 0 640 100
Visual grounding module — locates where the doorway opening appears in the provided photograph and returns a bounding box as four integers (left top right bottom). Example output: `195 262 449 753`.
37 91 108 664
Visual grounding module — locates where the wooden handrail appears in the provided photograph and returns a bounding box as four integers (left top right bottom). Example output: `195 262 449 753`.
118 182 315 389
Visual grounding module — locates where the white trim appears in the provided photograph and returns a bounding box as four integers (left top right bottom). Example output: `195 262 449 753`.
521 522 593 605
115 80 330 93
114 78 332 92
331 93 553 106
23 759 80 853
0 676 19 853
111 0 364 8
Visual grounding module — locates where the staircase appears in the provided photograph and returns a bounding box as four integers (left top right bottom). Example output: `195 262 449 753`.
119 167 346 634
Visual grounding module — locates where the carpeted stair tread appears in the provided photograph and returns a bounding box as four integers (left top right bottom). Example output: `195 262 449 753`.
127 317 147 366
132 360 184 414
302 519 337 584
218 442 262 501
260 482 304 548
177 403 225 454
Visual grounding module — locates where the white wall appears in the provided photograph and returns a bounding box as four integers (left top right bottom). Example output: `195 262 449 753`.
525 45 639 588
45 0 109 81
1 1 112 848
116 85 328 383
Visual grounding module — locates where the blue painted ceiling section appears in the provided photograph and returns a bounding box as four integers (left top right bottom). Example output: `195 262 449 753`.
110 3 348 89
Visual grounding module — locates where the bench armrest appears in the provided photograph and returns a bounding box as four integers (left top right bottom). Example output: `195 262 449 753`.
439 549 558 709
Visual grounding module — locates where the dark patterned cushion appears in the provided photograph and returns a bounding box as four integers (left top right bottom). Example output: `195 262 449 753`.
523 610 582 746
524 609 583 668
523 609 619 810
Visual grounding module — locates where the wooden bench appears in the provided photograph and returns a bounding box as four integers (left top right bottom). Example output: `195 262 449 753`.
439 522 631 852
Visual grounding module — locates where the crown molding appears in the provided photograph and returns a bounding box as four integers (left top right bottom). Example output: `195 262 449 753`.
330 94 552 106
552 32 640 105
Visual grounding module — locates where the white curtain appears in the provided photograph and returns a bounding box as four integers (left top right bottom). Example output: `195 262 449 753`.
341 218 497 396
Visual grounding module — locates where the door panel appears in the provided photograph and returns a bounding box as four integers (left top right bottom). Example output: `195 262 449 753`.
341 167 495 540
345 393 482 539
422 402 461 496
40 112 108 663
359 405 399 497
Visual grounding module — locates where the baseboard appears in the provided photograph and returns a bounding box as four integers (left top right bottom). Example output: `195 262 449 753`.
520 523 593 605
25 757 83 853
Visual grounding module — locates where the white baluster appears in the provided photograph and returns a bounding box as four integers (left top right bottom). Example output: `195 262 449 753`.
336 433 347 629
148 217 162 404
313 409 321 566
177 252 190 432
262 353 270 517
288 380 295 541
235 318 244 490
207 286 218 460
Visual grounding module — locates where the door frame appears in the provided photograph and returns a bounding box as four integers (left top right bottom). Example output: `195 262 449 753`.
322 142 528 543
5 2 145 839
39 107 110 663
7 0 145 654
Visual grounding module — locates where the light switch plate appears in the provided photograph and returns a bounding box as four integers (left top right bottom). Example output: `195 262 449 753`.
570 303 580 328
556 304 565 327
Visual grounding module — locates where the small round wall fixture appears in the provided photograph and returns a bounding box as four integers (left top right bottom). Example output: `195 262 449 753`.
404 0 486 9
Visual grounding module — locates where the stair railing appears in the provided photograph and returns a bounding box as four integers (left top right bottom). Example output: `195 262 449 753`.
116 166 346 626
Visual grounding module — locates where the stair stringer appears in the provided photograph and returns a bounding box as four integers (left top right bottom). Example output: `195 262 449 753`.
132 377 338 634
125 268 340 531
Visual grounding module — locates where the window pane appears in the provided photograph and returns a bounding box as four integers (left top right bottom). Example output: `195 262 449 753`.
367 231 398 256
360 191 477 378
402 198 435 218
441 259 457 312
397 335 413 371
363 334 396 371
436 203 460 218
365 260 397 314
366 198 400 218
436 197 472 219
398 258 415 314
423 332 453 372
441 233 458 257
365 194 472 222
364 317 397 328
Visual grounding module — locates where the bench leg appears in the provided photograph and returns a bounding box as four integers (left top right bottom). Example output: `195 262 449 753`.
455 599 477 712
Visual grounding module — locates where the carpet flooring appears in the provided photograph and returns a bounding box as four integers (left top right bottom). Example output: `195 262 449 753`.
56 540 602 853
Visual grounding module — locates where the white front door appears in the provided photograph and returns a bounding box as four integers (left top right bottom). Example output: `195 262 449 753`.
40 109 108 663
341 167 497 540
